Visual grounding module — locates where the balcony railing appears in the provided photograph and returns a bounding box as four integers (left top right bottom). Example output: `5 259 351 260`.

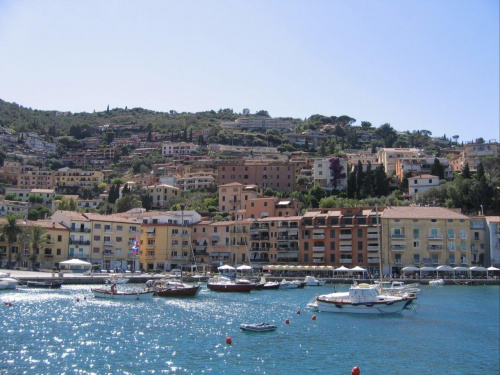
340 259 353 264
312 234 325 239
313 246 325 252
70 228 91 233
340 246 352 252
428 246 443 252
339 234 352 239
391 246 406 251
391 234 405 239
367 246 380 251
368 258 379 264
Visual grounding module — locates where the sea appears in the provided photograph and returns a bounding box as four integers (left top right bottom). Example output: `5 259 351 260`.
1 283 499 375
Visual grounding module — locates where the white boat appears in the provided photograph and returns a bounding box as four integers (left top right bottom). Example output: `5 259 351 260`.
311 283 417 314
207 276 255 292
0 272 18 290
240 323 277 332
304 276 326 286
374 281 420 294
429 279 445 286
279 279 300 289
92 287 154 300
262 281 280 290
106 275 130 284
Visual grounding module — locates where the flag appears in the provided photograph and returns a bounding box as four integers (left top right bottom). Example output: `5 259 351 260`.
132 235 139 255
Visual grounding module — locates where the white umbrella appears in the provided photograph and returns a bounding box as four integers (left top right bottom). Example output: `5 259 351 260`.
487 266 500 271
351 266 367 272
218 265 235 271
335 266 351 272
469 266 487 271
236 265 252 271
437 265 454 271
402 266 420 272
453 266 470 271
420 266 437 278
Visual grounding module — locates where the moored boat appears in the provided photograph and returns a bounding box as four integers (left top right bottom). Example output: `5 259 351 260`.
149 280 201 297
429 279 445 286
304 275 326 286
26 280 63 289
374 281 420 294
207 276 255 292
240 323 277 332
0 272 18 290
279 279 302 289
312 283 416 314
262 281 280 290
92 287 154 300
106 275 130 284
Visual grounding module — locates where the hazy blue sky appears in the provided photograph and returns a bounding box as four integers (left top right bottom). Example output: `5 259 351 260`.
0 0 498 143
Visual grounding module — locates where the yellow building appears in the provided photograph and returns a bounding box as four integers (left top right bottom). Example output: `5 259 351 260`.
53 169 104 191
142 184 181 209
381 206 471 276
85 213 141 271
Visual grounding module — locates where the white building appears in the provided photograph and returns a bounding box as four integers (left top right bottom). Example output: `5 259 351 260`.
312 158 348 191
408 174 440 197
161 142 199 156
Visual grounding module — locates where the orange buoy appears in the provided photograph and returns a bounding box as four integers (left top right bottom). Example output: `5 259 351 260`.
285 319 290 324
226 336 232 345
312 315 317 321
297 310 301 315
352 366 360 375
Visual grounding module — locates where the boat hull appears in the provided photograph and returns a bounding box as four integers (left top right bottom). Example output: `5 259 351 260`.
92 289 154 300
154 285 201 297
207 283 255 292
315 298 414 314
240 323 277 332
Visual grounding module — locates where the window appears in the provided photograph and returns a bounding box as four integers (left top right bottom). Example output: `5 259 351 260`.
117 225 123 231
395 254 401 264
330 229 335 238
116 237 122 243
330 253 335 262
414 254 420 264
460 230 467 239
330 242 335 251
358 254 363 262
57 235 62 242
357 229 363 237
432 254 439 264
413 229 419 238
93 247 100 254
94 224 101 229
413 240 420 248
264 202 267 207
449 254 455 264
448 242 456 251
474 232 480 241
304 242 309 251
447 229 455 239
94 235 100 241
304 254 309 262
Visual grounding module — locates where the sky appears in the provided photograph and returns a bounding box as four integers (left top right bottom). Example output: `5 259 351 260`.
0 0 498 143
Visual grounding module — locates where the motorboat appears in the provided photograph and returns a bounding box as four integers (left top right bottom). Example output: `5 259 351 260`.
0 272 18 290
304 276 326 286
106 275 130 284
263 280 280 290
429 279 445 286
240 323 277 332
207 276 255 292
311 283 417 314
26 280 63 289
149 280 201 297
374 281 420 294
279 279 302 289
92 287 154 300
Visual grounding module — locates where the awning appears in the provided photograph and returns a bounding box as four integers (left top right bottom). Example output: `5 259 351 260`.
436 265 454 271
402 266 420 272
469 266 487 272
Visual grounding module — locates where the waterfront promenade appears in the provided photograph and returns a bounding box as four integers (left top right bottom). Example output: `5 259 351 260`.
3 269 499 285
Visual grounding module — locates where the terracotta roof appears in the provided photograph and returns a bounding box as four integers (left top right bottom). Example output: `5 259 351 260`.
83 213 138 224
485 216 500 223
53 210 90 221
382 206 469 220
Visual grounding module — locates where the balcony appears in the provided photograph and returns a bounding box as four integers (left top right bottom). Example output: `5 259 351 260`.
368 258 380 264
428 235 443 240
312 234 325 239
391 234 405 239
340 259 353 264
367 233 379 239
70 228 91 233
69 239 90 245
428 246 443 252
103 251 114 257
391 246 406 251
313 246 325 252
340 246 352 252
104 229 114 233
339 234 352 239
367 245 380 251
313 258 325 264
470 248 479 254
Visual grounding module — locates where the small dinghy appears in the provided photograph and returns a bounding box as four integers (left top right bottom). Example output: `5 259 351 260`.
240 323 277 332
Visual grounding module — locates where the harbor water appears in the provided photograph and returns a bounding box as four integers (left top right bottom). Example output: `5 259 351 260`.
1 283 499 374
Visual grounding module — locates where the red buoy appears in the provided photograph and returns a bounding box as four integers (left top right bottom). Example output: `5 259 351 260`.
312 315 317 321
226 336 232 345
84 296 87 300
76 298 80 302
4 302 12 306
285 319 290 324
297 310 301 315
352 366 360 375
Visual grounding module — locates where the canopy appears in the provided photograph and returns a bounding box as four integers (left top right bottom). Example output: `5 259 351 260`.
487 266 500 271
420 266 437 271
351 266 367 272
402 266 420 272
436 265 454 271
60 259 91 266
236 265 252 271
218 265 235 271
469 266 487 272
453 267 470 271
335 266 351 272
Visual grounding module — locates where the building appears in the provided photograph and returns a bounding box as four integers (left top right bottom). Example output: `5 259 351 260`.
461 140 499 172
300 208 381 274
394 156 453 182
221 116 293 131
217 161 296 192
380 206 471 277
50 211 93 262
53 169 104 193
142 184 181 209
312 158 348 191
408 174 441 197
377 148 420 177
244 196 301 220
175 172 216 191
161 142 199 156
469 216 487 266
485 216 500 267
17 170 55 189
85 213 141 271
218 183 261 213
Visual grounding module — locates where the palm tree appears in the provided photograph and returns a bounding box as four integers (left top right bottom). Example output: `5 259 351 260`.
26 225 48 270
0 215 23 269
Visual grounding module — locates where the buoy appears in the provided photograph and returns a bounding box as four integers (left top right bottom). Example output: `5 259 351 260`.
84 296 86 300
297 310 301 315
226 336 232 345
4 302 12 306
312 315 317 321
352 366 360 375
285 319 290 324
76 298 80 302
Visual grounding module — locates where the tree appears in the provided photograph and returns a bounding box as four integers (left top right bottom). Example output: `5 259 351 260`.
255 110 270 117
462 163 471 179
309 184 326 205
375 123 397 148
480 156 500 182
362 162 375 197
360 121 372 129
56 198 78 211
329 157 346 189
355 161 364 199
346 171 357 199
115 194 142 213
430 158 445 179
374 164 390 197
0 215 23 269
26 225 48 270
242 108 250 115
